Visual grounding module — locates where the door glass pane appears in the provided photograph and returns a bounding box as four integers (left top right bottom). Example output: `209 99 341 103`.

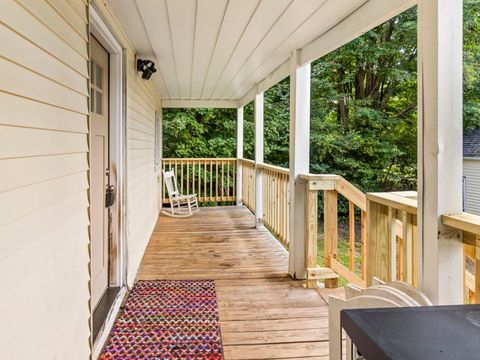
90 61 95 85
95 63 103 89
90 87 95 112
95 90 102 114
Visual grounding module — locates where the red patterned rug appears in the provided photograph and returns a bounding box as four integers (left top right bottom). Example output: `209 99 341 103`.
100 280 224 359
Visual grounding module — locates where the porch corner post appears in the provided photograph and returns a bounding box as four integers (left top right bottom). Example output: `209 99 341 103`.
254 91 264 226
236 106 244 206
418 0 463 304
288 50 311 279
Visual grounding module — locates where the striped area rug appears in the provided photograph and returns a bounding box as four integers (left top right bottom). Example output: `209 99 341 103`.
100 280 224 359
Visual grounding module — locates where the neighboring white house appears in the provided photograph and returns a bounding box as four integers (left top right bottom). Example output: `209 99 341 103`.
464 129 480 215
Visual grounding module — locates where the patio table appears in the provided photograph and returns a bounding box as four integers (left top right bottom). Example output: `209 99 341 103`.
341 304 480 359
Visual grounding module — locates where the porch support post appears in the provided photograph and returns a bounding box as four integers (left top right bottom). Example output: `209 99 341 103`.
254 92 264 225
418 0 463 304
236 107 244 205
288 50 311 279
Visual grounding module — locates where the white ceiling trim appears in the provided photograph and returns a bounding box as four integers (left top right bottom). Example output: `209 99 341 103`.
161 99 241 108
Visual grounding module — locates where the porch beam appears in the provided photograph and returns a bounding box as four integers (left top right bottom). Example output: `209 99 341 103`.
236 107 244 205
288 50 311 279
418 0 463 304
239 0 415 107
161 99 240 108
300 0 416 66
254 91 264 225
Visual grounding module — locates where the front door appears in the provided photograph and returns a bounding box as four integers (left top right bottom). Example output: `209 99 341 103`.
91 36 110 309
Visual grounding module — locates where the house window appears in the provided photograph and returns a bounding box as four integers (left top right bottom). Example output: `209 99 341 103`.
155 110 162 169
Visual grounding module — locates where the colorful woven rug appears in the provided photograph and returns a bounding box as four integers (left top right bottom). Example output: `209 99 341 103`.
100 280 224 359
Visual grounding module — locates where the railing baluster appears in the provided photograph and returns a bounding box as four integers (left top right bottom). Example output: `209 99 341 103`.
349 201 355 272
388 207 397 281
361 210 367 280
324 190 339 288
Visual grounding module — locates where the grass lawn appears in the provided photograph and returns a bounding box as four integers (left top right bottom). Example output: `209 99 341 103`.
316 221 363 286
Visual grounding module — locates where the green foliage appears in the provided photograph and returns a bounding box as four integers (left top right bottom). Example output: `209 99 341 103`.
163 4 480 211
163 108 236 158
464 0 480 132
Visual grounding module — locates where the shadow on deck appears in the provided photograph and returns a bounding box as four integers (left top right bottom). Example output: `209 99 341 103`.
137 206 330 359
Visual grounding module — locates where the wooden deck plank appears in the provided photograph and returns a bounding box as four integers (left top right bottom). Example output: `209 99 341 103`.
136 206 330 359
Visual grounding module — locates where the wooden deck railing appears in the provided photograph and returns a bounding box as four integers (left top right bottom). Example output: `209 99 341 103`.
258 163 290 247
442 212 480 303
300 174 367 288
240 158 255 212
162 158 236 203
366 191 418 287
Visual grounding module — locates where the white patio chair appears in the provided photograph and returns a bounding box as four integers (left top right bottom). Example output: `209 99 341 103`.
162 170 199 217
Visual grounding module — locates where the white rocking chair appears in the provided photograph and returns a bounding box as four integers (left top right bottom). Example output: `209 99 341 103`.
162 170 199 217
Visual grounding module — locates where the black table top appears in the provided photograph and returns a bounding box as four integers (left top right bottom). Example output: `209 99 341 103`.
341 305 480 360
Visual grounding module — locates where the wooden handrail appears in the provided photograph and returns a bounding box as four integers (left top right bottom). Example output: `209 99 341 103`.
240 159 255 212
301 173 367 288
262 164 290 246
162 158 236 204
163 157 236 161
442 212 480 303
256 162 289 175
336 177 366 212
238 157 255 165
366 191 417 287
442 212 480 235
366 192 417 215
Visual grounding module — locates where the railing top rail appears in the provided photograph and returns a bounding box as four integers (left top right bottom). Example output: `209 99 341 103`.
163 157 237 161
336 176 366 211
240 158 256 165
366 191 418 215
298 173 340 182
442 212 480 236
298 174 366 211
257 162 289 175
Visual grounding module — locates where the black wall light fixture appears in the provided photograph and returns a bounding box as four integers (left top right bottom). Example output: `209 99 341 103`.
136 57 157 80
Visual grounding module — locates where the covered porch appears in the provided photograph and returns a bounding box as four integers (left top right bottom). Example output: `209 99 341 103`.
138 206 330 359
1 0 479 358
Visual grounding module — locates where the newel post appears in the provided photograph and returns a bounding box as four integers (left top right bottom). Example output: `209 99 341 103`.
418 0 463 304
288 50 311 279
236 107 244 206
254 92 264 225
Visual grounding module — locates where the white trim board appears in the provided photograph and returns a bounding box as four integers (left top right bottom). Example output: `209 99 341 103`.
161 99 240 108
89 4 128 354
90 3 128 289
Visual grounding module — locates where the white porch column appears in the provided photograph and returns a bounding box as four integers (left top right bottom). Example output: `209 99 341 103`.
288 50 311 279
236 107 244 205
418 0 463 304
255 92 264 225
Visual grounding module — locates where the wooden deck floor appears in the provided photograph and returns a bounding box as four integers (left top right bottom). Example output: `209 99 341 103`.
137 206 330 359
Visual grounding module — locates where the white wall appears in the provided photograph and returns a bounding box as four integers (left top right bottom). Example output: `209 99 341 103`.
125 62 160 286
464 159 480 215
0 0 90 358
0 0 162 357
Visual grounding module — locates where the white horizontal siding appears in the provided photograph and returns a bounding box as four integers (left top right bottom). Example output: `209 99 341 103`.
464 159 480 216
126 77 158 286
0 0 90 358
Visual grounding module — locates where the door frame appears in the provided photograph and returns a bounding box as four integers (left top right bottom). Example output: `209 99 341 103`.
89 3 128 355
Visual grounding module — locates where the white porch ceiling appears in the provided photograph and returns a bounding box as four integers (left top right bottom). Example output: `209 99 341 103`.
110 0 415 105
